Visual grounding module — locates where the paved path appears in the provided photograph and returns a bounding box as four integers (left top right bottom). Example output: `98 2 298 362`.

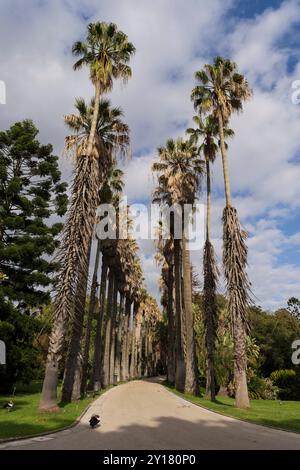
1 379 300 450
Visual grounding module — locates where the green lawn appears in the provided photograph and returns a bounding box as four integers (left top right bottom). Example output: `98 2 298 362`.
0 381 106 440
166 387 300 434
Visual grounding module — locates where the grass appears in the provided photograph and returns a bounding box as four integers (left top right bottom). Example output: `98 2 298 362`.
166 386 300 434
0 381 108 440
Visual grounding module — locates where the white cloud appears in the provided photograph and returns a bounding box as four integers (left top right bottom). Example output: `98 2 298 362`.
1 0 300 309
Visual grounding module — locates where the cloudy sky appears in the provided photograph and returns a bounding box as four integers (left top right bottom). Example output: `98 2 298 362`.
1 0 300 310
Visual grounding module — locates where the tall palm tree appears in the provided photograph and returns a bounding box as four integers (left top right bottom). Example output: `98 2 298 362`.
187 115 233 400
191 56 252 408
153 138 203 395
40 52 132 409
72 22 135 158
60 97 128 403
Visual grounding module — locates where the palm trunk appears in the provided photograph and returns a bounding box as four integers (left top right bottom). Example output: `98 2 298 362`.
129 308 136 379
203 240 217 401
144 325 149 377
81 239 101 395
61 242 91 403
115 293 124 382
92 256 108 392
182 234 198 395
86 81 101 157
174 237 185 391
204 161 217 401
62 241 92 403
121 297 131 380
223 207 250 408
218 109 250 409
109 279 118 384
166 263 175 385
40 149 101 410
218 110 231 208
137 322 142 378
102 267 114 387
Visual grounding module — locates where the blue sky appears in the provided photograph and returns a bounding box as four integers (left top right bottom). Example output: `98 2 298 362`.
1 0 300 310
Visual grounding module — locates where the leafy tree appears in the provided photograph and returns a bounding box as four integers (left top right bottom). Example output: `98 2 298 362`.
250 307 300 377
0 120 67 309
0 120 67 392
0 292 51 393
287 297 300 322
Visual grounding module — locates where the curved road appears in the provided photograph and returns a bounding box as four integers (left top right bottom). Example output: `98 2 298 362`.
1 379 300 450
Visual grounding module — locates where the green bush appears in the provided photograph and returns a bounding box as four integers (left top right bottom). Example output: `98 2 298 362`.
270 369 299 400
248 375 277 400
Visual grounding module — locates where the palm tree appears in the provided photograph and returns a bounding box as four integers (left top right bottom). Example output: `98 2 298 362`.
59 97 128 403
40 47 132 408
153 138 203 395
191 57 252 408
187 115 229 400
81 165 125 396
72 22 135 158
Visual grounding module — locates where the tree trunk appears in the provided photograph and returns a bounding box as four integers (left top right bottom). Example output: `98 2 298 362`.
86 81 101 157
115 293 124 382
121 297 131 381
174 238 185 391
234 314 250 408
144 326 149 377
80 239 101 395
102 267 114 387
182 234 198 395
204 161 217 401
204 240 217 401
167 264 175 385
218 109 250 408
61 247 90 403
109 279 118 384
92 257 108 392
40 146 101 410
71 355 82 401
129 310 136 379
217 109 231 208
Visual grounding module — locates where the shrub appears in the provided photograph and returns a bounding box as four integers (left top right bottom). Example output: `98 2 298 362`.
270 369 299 400
248 375 277 400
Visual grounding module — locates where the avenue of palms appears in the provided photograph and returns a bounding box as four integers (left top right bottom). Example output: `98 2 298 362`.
37 22 255 412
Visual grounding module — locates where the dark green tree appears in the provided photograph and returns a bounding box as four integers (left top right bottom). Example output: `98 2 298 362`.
0 120 68 310
0 291 51 393
287 297 300 322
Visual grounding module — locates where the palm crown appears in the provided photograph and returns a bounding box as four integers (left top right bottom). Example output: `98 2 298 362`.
152 138 203 206
72 22 136 91
191 56 252 121
64 97 130 163
187 115 234 163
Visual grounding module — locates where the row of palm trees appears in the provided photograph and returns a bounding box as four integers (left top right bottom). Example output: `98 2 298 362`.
40 19 253 410
153 57 252 408
39 22 161 410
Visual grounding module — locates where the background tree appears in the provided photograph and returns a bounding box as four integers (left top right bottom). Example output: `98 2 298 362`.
0 120 67 393
0 120 67 309
287 297 300 322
